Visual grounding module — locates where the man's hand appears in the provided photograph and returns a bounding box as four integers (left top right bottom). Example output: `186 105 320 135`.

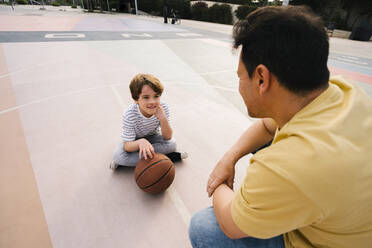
154 104 167 121
207 155 236 197
137 138 154 160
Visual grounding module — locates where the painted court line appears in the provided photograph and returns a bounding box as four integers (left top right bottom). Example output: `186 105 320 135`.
0 58 68 80
109 85 125 108
177 33 202 37
167 186 191 227
121 33 153 38
45 33 85 38
0 85 107 115
199 38 232 48
199 69 235 75
0 81 237 115
329 66 372 85
199 39 372 85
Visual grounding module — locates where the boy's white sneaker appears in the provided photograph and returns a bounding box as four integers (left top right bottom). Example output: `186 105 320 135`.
180 152 188 160
109 160 119 171
165 151 188 163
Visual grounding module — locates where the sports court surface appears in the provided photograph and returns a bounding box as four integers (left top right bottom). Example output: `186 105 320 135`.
1 5 371 248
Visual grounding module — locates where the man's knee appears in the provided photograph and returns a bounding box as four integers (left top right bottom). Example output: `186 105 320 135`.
189 207 217 247
189 211 204 247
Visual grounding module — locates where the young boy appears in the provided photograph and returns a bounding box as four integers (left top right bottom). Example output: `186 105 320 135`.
110 73 187 170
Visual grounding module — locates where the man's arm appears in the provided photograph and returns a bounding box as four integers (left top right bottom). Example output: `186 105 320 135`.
224 118 276 162
207 118 277 197
213 184 248 239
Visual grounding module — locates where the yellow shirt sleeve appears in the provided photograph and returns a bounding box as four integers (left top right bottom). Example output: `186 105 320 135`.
231 160 323 239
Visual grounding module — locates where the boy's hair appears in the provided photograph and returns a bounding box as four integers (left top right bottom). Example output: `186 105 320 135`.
233 6 329 94
129 74 164 100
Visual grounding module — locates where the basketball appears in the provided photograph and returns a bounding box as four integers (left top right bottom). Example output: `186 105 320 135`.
134 153 175 194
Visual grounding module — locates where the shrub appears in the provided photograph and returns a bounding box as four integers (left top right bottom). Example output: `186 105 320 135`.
208 3 232 24
235 5 257 20
137 0 162 14
219 4 232 24
191 1 208 21
205 0 251 4
52 1 60 6
71 4 77 8
17 0 28 4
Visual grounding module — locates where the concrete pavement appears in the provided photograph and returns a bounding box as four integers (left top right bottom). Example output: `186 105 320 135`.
0 5 371 248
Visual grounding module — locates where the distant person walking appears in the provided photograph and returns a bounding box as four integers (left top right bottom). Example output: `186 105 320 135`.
163 4 168 24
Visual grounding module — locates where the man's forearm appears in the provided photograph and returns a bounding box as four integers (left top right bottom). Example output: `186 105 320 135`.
227 119 275 163
213 184 248 239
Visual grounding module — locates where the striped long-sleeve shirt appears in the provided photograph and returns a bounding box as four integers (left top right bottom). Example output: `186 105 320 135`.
121 102 170 142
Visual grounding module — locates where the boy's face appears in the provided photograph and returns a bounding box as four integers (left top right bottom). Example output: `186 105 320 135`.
135 85 161 118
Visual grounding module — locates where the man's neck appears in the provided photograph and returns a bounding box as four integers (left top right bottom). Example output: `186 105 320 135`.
272 85 329 129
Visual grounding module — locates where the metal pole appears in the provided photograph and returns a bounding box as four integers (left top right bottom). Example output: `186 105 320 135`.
134 0 138 15
106 0 109 11
80 0 84 9
40 0 45 10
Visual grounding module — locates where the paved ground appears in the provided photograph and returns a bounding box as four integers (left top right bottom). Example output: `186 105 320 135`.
0 5 371 248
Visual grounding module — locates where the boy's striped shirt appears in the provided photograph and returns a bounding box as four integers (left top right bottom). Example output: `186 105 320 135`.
121 102 170 142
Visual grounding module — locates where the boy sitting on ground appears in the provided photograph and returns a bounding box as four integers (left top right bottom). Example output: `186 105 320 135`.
110 73 187 170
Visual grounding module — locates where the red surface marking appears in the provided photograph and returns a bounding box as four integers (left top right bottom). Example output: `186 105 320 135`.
329 66 372 85
0 16 82 31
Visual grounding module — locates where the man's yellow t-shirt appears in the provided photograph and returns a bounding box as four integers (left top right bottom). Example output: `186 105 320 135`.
231 76 372 247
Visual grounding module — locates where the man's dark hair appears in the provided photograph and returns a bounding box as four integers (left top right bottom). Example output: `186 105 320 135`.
233 6 329 94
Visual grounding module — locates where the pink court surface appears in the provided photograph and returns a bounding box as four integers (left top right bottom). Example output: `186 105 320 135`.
1 5 372 248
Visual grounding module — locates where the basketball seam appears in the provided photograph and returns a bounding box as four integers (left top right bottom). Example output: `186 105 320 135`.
140 164 174 189
135 158 171 182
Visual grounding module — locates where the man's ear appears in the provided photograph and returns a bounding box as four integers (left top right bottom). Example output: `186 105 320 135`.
255 64 271 95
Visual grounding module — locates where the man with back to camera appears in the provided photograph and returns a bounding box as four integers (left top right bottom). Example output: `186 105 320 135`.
189 6 372 248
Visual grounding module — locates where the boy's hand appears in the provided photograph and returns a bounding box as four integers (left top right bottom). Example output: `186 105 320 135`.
138 138 154 160
207 155 236 197
154 104 167 121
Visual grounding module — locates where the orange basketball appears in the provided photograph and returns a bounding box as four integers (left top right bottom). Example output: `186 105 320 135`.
134 153 175 194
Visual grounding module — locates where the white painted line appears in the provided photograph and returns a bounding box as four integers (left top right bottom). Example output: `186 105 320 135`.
121 33 153 38
199 38 232 48
211 85 237 92
110 85 125 108
0 81 237 116
0 85 107 115
336 57 368 65
176 33 202 37
340 55 359 60
329 60 371 70
167 185 192 227
45 33 85 39
199 69 235 75
0 58 68 80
